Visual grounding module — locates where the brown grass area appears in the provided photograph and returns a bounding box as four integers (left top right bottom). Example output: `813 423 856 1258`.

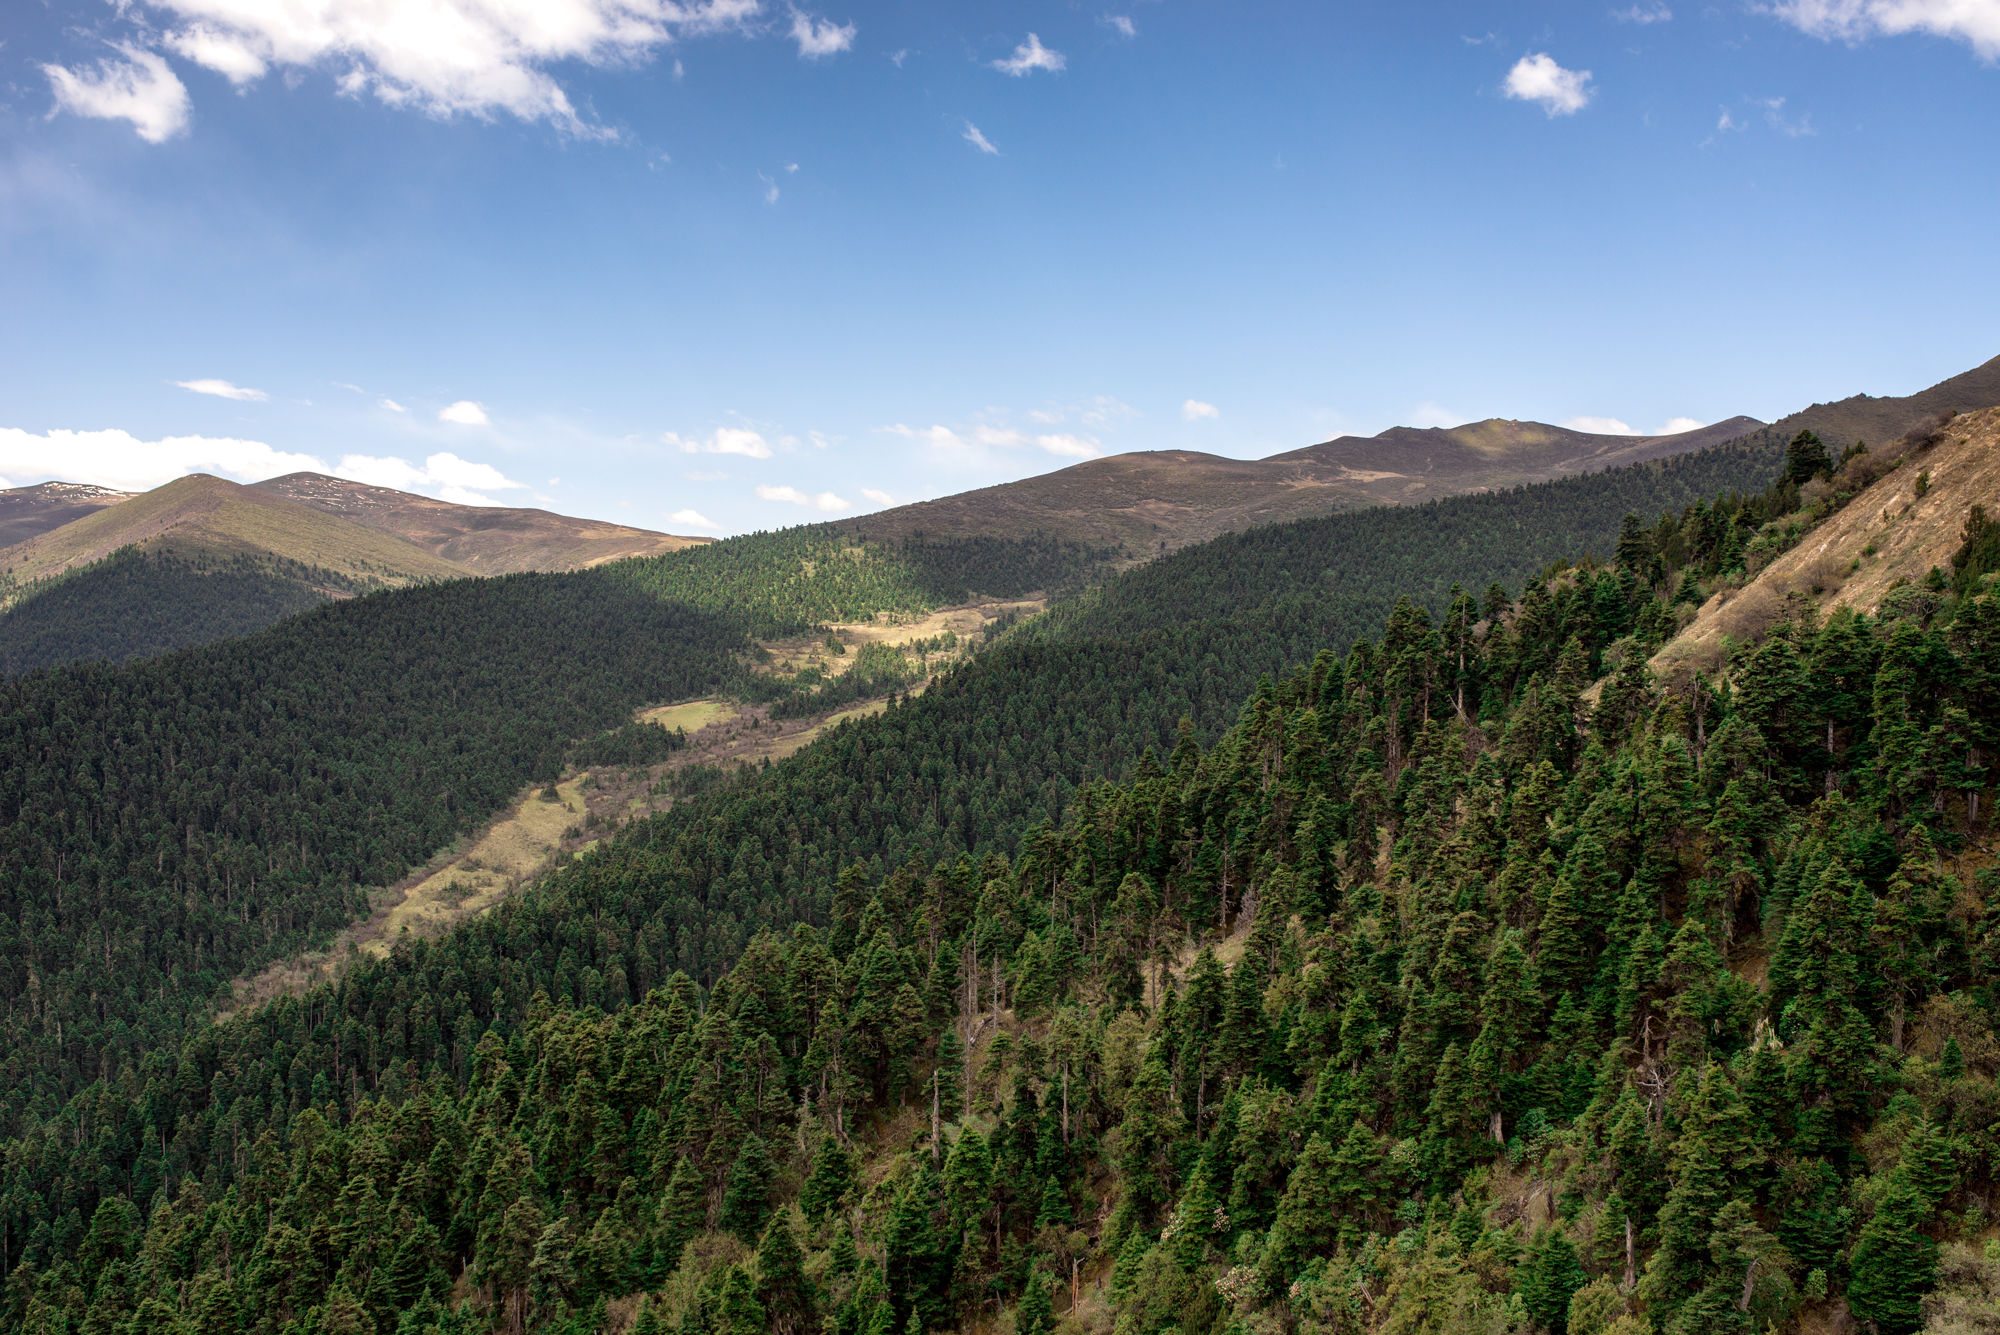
758 598 1042 680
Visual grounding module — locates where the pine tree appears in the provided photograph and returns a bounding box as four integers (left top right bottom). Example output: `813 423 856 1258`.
718 1264 768 1335
756 1212 816 1335
718 1134 777 1242
799 1136 856 1221
1847 1176 1937 1335
651 1154 707 1280
1016 1268 1054 1335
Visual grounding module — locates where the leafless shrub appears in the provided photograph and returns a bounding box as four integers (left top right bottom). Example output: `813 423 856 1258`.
1799 553 1846 595
1713 583 1783 643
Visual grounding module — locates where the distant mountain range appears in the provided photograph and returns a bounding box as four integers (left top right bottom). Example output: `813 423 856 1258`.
845 416 1764 556
846 353 2000 557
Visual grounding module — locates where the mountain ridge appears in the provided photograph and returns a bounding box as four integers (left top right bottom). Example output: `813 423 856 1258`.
253 472 710 574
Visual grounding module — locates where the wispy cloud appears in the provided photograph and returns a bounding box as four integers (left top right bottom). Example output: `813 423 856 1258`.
1503 53 1595 116
1612 2 1673 22
1763 96 1816 136
756 483 850 511
438 400 489 425
177 377 266 402
380 397 407 413
1658 416 1706 434
759 171 780 204
992 32 1065 75
43 45 190 143
1764 0 2000 60
962 121 1000 154
1182 399 1219 422
789 10 856 59
670 508 722 529
861 487 894 506
1104 15 1137 38
667 427 772 458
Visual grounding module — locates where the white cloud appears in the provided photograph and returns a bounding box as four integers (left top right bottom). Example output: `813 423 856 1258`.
1504 53 1595 116
380 397 407 413
759 171 780 203
0 426 324 491
1035 434 1098 459
44 46 191 144
1766 0 2000 59
885 423 966 449
439 400 489 425
1658 416 1707 434
670 507 722 529
177 377 267 402
963 121 1000 154
1182 398 1219 421
861 487 893 506
756 483 849 511
332 451 525 504
992 32 1065 75
967 425 1100 458
1562 415 1640 435
667 426 772 458
789 10 856 58
1717 108 1743 131
1106 15 1137 37
110 0 763 138
1410 403 1465 429
1612 2 1673 21
0 424 532 504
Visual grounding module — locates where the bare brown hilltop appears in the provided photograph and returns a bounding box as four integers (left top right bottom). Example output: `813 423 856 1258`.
254 473 709 574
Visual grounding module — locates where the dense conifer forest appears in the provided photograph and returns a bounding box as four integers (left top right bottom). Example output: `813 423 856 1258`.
0 548 350 675
606 532 1115 639
0 574 745 1132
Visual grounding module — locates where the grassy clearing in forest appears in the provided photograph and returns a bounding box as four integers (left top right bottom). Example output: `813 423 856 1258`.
637 698 739 733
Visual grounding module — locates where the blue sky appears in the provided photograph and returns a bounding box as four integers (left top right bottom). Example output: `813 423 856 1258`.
1 0 1995 535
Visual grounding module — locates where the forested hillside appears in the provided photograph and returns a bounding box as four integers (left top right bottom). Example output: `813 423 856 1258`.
606 530 1114 638
0 574 744 1133
0 547 348 675
5 427 1998 1333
